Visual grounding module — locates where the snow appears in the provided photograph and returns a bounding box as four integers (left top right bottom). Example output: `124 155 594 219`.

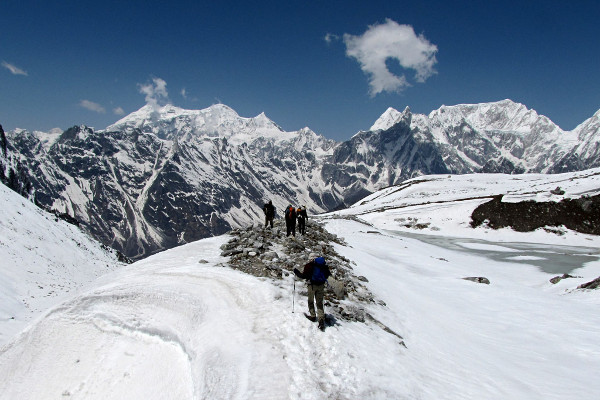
369 106 403 131
0 183 123 346
106 103 293 145
334 168 600 247
33 128 63 150
1 168 600 399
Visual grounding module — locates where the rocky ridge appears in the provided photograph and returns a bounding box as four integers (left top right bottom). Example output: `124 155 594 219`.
214 219 405 344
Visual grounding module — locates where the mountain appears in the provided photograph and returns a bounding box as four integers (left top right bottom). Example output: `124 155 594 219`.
363 99 600 175
1 169 599 399
4 100 600 259
5 106 338 259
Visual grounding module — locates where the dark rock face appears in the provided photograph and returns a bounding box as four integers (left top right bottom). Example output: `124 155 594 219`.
549 274 581 284
5 123 343 259
578 276 600 290
0 124 34 198
324 120 450 192
470 194 600 235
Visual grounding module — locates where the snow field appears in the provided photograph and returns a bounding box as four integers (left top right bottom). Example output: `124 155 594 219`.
325 218 600 400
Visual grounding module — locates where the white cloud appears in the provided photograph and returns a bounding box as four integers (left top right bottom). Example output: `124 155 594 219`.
2 61 28 76
113 107 125 116
324 33 340 44
343 19 438 96
79 100 106 114
180 88 187 99
138 77 169 110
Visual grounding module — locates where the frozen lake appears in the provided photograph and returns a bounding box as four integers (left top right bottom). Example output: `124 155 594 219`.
387 230 600 275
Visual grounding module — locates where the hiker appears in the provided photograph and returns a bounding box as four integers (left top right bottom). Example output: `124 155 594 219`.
284 204 296 236
297 206 308 235
294 256 331 330
262 200 275 228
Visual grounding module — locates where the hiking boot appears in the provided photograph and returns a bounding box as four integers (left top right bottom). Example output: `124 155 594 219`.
318 319 325 330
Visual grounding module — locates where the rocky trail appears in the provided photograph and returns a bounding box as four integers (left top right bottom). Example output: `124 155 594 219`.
216 219 405 343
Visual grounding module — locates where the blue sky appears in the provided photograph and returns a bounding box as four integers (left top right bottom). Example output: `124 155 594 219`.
1 0 599 141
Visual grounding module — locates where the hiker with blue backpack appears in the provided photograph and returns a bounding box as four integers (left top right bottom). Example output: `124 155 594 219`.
294 256 331 330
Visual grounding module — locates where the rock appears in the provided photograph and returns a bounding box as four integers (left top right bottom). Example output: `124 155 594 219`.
357 276 369 282
471 194 600 235
578 276 600 290
549 273 580 284
198 259 209 264
463 277 490 285
328 277 347 299
262 251 278 260
221 249 243 257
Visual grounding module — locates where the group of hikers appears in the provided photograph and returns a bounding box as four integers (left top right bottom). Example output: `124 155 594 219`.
262 200 308 237
261 200 329 330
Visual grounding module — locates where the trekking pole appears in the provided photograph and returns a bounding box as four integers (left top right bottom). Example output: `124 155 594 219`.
292 276 296 313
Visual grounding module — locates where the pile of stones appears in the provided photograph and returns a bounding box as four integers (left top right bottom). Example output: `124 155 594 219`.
217 219 383 324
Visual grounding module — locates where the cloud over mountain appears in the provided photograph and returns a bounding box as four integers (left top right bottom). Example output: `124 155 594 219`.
79 100 106 114
138 77 170 111
343 19 438 96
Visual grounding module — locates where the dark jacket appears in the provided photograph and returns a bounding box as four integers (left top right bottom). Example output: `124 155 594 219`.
294 260 331 284
263 202 275 218
297 208 307 222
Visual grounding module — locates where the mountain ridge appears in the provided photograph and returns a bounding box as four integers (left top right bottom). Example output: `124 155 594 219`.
4 99 600 259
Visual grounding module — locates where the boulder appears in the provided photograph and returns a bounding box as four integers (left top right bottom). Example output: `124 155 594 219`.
462 277 490 285
578 276 600 290
549 273 581 284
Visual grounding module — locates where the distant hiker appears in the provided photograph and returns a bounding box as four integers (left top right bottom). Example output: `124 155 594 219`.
294 256 331 330
263 200 275 228
285 205 296 236
297 206 308 235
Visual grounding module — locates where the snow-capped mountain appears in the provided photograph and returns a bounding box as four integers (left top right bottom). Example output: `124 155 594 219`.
364 99 600 176
4 100 600 259
5 106 338 259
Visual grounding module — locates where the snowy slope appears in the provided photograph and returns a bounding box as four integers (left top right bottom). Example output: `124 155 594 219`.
0 183 125 346
1 170 600 399
332 167 600 246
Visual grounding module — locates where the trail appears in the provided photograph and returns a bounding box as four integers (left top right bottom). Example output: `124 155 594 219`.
0 235 404 400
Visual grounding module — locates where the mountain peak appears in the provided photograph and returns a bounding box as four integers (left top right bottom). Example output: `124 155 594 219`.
105 102 300 143
370 107 409 131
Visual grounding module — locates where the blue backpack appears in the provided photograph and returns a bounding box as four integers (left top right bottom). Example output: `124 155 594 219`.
310 257 327 284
